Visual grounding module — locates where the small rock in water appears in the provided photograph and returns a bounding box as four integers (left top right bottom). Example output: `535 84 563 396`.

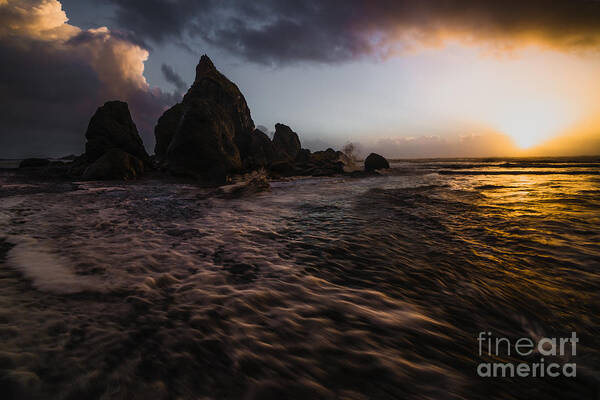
364 153 390 171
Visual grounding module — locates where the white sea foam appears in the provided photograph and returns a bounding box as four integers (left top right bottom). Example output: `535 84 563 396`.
6 236 107 294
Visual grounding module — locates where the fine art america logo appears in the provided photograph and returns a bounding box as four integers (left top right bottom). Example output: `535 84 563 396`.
477 332 578 378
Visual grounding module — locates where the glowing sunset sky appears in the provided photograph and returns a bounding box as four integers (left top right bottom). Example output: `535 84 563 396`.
2 0 600 158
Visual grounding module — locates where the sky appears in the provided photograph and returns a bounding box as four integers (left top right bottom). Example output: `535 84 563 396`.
2 0 600 158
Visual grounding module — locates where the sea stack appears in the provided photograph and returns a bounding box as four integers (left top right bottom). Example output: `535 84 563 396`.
154 55 255 182
85 101 150 165
272 123 301 162
81 101 150 180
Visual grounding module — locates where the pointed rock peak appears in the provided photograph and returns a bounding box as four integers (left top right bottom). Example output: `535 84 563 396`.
195 54 217 80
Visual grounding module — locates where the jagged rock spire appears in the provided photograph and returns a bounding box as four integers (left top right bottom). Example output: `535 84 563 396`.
195 54 217 81
154 54 254 180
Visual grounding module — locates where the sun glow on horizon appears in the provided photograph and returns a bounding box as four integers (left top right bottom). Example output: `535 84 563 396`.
492 101 582 149
401 44 600 153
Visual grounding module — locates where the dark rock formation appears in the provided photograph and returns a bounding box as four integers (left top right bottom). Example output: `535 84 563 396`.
269 160 296 175
19 158 50 168
154 103 185 165
272 123 301 162
266 146 357 177
150 55 360 182
66 154 91 177
364 153 390 171
184 55 254 146
16 56 368 184
155 55 255 179
166 99 241 182
245 128 275 170
311 148 355 171
83 149 144 180
85 101 150 165
292 148 356 176
296 148 311 164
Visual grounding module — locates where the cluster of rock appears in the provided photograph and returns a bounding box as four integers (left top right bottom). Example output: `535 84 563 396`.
19 55 390 183
152 55 366 182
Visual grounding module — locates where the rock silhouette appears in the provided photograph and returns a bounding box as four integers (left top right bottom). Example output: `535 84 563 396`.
185 55 255 160
304 148 356 175
364 153 390 171
165 99 241 182
276 148 356 177
153 55 358 182
21 55 367 183
272 123 301 162
245 128 275 170
154 55 255 181
154 103 185 165
85 101 150 165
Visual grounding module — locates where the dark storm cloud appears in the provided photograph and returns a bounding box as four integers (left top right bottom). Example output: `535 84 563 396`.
106 0 216 44
0 0 177 158
161 64 187 92
105 0 600 64
0 40 101 157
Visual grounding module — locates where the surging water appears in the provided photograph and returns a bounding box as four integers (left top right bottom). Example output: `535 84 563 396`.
0 158 599 399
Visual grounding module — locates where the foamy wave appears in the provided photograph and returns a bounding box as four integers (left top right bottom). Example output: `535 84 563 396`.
6 236 107 294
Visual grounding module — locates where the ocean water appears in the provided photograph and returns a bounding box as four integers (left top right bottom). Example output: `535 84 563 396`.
0 158 598 399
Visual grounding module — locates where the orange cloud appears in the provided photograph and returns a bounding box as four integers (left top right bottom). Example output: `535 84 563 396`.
0 0 150 94
0 0 77 40
0 0 175 157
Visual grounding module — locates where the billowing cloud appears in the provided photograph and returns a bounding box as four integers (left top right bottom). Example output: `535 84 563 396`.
0 0 175 158
105 0 600 65
0 0 78 39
